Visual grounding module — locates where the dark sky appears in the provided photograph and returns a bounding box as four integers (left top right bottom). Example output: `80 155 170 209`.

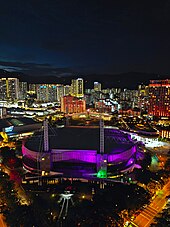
0 0 170 77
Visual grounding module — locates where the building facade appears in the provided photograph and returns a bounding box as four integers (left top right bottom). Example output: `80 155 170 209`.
36 84 60 102
148 79 170 117
71 78 84 97
64 85 71 96
19 81 28 100
94 82 101 92
36 84 49 102
61 95 86 113
0 78 19 100
56 84 64 103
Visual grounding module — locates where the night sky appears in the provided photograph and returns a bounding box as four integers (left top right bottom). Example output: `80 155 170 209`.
0 0 170 78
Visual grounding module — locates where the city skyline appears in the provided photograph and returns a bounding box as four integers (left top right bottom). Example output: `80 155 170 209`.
0 0 170 78
0 68 168 90
0 76 169 117
0 2 170 225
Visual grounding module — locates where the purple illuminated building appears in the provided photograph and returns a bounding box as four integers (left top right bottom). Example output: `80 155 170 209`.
22 127 142 177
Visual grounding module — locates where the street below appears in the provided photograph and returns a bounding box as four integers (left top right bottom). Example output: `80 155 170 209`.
132 178 170 227
0 214 7 227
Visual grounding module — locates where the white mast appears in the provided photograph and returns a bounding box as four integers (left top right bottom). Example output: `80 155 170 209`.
97 107 107 182
43 118 49 152
100 118 104 154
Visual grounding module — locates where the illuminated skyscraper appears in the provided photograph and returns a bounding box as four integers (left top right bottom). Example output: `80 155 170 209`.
48 84 57 102
36 84 64 103
71 78 84 97
56 84 64 103
64 85 71 96
148 79 170 117
28 84 36 94
94 82 101 92
0 78 7 100
0 78 19 100
36 84 58 102
7 78 19 100
19 81 28 100
36 84 49 102
138 84 149 111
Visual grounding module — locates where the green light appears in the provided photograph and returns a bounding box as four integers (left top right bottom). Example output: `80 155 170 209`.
97 169 107 178
151 155 159 165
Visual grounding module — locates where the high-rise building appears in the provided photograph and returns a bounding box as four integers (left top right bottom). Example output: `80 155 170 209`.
56 84 64 103
64 85 71 96
36 84 59 102
61 95 86 113
36 84 49 102
36 84 64 103
0 78 7 100
28 84 36 94
138 85 149 111
48 84 57 102
71 78 84 97
94 82 101 92
7 78 19 100
148 79 170 117
19 82 28 100
138 84 149 97
0 78 19 100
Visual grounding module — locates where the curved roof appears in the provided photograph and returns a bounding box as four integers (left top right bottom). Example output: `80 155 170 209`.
24 127 135 154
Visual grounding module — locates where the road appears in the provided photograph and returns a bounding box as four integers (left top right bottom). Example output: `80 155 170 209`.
132 178 170 227
2 164 30 205
15 183 30 205
0 214 7 227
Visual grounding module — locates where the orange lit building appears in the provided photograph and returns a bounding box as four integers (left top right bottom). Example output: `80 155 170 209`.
61 95 86 113
148 79 170 117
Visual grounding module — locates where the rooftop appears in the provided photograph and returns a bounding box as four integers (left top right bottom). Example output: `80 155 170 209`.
24 127 135 154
